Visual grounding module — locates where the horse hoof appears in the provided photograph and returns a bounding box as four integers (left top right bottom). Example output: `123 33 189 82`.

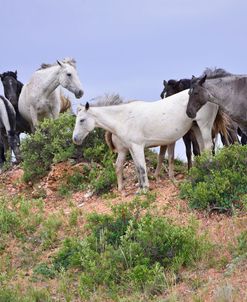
135 187 149 195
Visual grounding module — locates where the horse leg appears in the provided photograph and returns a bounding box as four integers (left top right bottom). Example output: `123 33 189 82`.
239 126 247 145
191 125 204 152
129 144 149 192
115 149 127 191
167 143 175 179
241 133 247 145
8 134 21 164
154 145 167 180
197 124 213 152
30 105 38 132
182 132 192 170
0 137 6 171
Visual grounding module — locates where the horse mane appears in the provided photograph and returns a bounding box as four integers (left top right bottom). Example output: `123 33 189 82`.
201 67 232 79
89 94 124 107
167 79 177 85
1 71 17 79
38 58 77 70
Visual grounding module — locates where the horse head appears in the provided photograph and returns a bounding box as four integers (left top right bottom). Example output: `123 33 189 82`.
186 75 208 118
0 71 22 108
57 59 84 99
161 78 191 99
73 102 95 145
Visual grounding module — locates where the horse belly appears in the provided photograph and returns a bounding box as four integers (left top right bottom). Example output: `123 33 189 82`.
142 117 192 147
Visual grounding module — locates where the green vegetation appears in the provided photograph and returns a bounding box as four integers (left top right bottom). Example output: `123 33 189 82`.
52 195 211 299
21 113 78 182
180 145 247 213
21 113 117 194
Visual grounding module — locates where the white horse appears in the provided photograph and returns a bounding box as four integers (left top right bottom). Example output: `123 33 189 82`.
73 90 221 192
18 58 83 132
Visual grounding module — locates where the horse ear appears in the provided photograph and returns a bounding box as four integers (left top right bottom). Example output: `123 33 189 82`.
163 80 167 87
57 60 63 67
199 74 207 85
15 70 17 76
85 102 90 110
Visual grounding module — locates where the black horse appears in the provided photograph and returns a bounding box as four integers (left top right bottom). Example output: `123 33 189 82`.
0 95 21 167
0 71 31 134
160 79 200 170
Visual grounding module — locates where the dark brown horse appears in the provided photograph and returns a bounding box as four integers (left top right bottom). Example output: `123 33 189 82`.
160 79 200 169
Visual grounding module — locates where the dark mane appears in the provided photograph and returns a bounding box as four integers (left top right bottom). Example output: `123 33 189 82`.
167 79 177 85
201 67 232 79
1 71 17 79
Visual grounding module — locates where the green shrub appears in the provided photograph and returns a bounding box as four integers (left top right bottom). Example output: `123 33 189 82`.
0 199 20 234
53 196 210 298
235 230 247 256
21 114 117 194
0 286 52 302
21 113 78 182
180 145 247 212
33 263 56 279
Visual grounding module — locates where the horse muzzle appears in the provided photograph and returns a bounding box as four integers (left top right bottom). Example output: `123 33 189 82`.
75 90 84 99
186 109 196 119
73 134 82 145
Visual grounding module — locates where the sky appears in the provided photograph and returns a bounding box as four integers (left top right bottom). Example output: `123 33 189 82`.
1 0 247 160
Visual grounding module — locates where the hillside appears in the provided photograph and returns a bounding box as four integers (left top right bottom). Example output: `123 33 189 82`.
0 159 246 302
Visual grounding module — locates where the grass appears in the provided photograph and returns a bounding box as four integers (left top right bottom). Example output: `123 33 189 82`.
0 155 246 301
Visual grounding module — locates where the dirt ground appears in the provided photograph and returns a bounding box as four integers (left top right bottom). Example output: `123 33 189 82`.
1 162 246 301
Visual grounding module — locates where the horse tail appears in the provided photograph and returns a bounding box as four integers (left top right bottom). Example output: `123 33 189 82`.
104 131 117 152
60 95 72 113
212 109 233 146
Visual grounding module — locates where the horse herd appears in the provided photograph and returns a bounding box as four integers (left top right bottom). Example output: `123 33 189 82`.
0 59 247 193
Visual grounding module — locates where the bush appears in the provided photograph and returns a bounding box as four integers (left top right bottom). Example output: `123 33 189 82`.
180 145 247 212
21 113 78 182
53 196 210 298
235 230 247 256
21 114 117 193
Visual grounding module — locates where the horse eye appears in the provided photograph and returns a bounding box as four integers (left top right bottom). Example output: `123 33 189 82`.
67 73 72 77
80 119 85 123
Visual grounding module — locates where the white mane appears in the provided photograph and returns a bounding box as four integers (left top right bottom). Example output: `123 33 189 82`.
89 94 124 107
38 57 77 70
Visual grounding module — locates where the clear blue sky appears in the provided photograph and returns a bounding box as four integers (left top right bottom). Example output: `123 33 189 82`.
1 0 246 159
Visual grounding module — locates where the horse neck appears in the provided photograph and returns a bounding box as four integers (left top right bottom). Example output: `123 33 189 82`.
90 106 124 133
32 65 61 97
17 80 23 97
205 79 235 107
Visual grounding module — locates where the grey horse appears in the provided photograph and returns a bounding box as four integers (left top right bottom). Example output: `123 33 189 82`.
186 68 247 140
